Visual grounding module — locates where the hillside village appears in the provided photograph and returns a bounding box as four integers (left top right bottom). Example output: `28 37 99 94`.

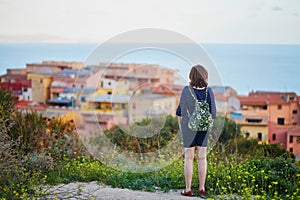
0 61 299 159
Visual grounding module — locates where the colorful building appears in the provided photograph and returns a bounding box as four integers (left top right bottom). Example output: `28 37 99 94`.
237 91 300 155
27 73 53 103
152 83 183 105
48 69 92 108
128 92 177 123
0 68 32 100
26 61 83 74
287 127 300 160
87 63 179 91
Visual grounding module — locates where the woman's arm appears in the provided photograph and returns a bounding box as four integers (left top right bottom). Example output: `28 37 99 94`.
208 87 217 119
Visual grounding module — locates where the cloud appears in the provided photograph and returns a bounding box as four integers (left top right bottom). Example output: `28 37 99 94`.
271 6 283 11
292 12 299 17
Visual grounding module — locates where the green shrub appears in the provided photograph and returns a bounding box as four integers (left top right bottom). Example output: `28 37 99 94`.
104 115 179 153
0 90 45 199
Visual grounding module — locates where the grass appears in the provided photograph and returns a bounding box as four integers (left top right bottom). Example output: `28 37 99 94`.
45 150 300 199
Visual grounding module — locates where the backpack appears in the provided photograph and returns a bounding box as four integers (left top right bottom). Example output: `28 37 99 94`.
187 86 213 132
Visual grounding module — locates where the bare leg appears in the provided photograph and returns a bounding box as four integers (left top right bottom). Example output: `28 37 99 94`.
184 147 195 191
197 146 207 191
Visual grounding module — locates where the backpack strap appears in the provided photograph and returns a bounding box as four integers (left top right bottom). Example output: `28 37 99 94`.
205 87 209 101
188 86 197 101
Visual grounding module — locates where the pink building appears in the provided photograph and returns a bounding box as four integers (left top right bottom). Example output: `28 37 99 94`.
238 91 300 158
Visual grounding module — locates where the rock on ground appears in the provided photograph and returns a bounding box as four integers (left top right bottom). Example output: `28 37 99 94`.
41 181 204 200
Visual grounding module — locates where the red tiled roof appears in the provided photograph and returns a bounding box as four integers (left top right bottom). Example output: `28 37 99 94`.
238 96 287 105
250 91 297 97
15 100 31 107
15 100 47 110
237 91 297 105
152 83 184 95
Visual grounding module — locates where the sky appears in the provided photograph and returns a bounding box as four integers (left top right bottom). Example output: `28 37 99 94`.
0 0 300 44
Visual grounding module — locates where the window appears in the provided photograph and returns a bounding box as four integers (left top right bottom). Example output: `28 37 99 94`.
260 105 268 110
257 132 262 141
293 110 298 114
277 118 285 125
247 119 262 123
289 135 293 143
95 102 101 109
245 132 250 138
278 105 282 110
289 96 296 101
289 148 293 153
272 133 276 141
122 103 125 109
297 136 300 143
40 79 43 84
81 96 86 102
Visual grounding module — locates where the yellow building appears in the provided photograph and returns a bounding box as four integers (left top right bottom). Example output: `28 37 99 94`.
240 124 269 144
28 73 53 103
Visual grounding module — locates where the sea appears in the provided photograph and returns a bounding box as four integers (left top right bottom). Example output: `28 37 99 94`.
0 43 300 96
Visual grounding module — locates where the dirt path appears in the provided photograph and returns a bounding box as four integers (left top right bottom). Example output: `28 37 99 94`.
42 181 204 199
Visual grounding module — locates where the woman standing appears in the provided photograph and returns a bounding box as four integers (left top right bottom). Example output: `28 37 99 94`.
176 65 216 197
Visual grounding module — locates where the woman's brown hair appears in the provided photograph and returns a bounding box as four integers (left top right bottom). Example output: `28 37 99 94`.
189 65 208 88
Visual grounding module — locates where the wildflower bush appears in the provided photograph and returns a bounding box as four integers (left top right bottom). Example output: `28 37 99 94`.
207 150 300 199
0 89 86 199
45 148 300 199
0 90 45 199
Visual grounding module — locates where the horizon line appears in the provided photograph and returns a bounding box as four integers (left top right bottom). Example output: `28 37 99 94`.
0 41 300 45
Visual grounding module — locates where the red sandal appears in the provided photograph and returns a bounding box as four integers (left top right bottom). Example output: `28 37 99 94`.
199 189 206 195
199 189 207 198
181 190 192 196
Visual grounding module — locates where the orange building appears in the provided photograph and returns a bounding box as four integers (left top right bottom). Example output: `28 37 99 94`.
237 91 300 157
